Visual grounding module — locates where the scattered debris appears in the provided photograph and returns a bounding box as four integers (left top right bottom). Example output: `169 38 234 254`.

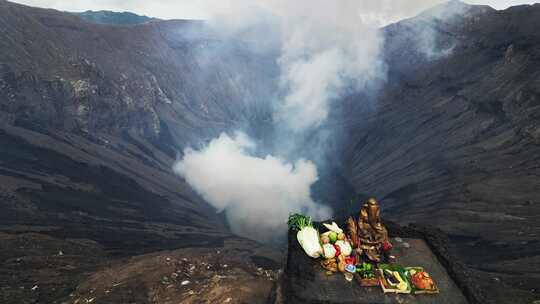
7 241 280 303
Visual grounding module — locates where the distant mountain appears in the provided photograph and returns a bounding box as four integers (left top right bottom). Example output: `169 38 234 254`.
74 10 159 25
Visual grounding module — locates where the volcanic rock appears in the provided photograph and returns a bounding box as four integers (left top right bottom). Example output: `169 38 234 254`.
281 220 476 304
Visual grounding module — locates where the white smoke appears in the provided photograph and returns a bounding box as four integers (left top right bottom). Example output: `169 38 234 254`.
173 132 332 242
276 17 385 131
173 1 468 242
203 1 440 131
400 0 471 60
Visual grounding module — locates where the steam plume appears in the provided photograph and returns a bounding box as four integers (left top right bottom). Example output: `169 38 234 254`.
173 132 331 242
173 1 467 242
276 19 385 131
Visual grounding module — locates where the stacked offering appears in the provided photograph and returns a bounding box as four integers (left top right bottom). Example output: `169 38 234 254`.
288 198 439 296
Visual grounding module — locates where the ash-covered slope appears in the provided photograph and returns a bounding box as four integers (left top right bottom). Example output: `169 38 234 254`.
0 0 276 145
0 1 280 302
0 0 277 252
344 2 540 302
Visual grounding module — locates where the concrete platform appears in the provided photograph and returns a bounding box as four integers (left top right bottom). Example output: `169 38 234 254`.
285 235 469 304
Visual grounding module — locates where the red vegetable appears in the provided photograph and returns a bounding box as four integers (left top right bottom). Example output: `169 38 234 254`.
345 256 356 265
333 244 341 257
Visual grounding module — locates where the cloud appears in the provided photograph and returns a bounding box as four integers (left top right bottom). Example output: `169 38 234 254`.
11 1 539 22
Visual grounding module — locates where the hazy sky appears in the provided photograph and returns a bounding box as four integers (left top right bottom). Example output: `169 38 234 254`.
10 0 539 22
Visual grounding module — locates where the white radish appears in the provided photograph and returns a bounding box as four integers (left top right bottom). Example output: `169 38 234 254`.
288 214 323 258
297 225 322 258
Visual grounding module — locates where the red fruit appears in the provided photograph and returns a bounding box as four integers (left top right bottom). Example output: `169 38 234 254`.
383 241 392 251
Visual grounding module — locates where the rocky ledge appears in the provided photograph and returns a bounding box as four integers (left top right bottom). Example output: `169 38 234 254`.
276 219 488 304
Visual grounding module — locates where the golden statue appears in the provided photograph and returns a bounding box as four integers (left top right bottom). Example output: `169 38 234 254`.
347 198 391 263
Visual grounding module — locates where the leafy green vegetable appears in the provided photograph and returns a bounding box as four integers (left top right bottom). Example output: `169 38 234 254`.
379 263 405 273
356 262 376 279
288 213 313 231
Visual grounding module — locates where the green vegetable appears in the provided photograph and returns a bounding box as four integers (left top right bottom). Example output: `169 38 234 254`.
288 213 322 258
328 231 337 243
288 213 313 231
356 262 376 279
379 263 405 274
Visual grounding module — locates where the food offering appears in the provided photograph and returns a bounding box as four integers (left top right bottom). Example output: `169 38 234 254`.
405 267 439 294
288 198 440 298
378 264 411 294
318 221 354 275
321 257 338 273
356 262 379 286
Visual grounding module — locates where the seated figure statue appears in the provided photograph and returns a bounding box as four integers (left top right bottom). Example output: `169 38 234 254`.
347 198 391 264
